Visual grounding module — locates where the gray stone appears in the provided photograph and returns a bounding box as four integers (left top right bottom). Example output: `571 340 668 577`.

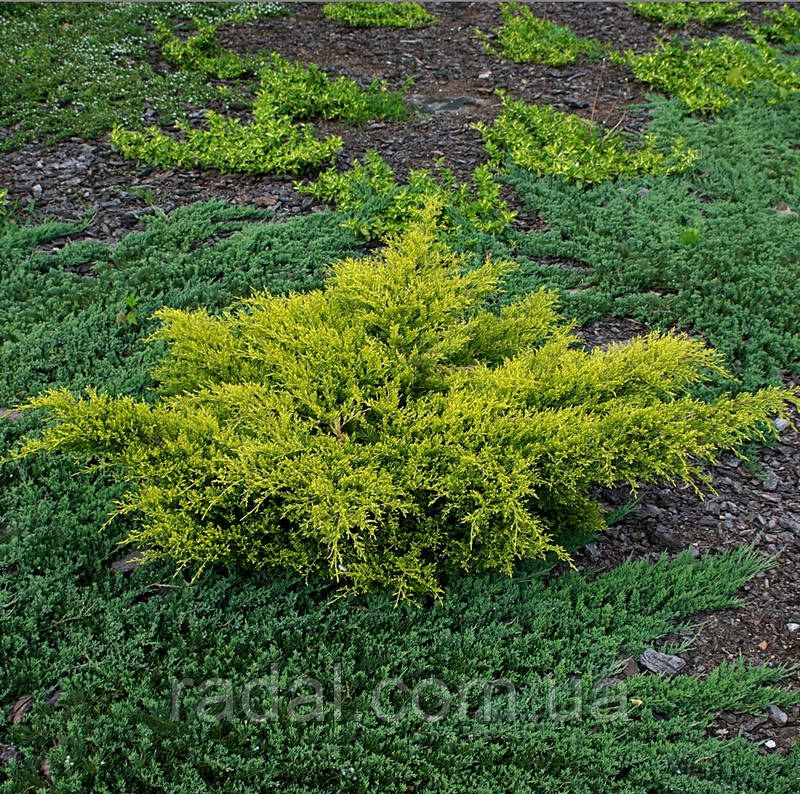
651 528 684 551
622 657 640 677
583 541 600 561
111 550 146 573
769 705 789 727
762 470 779 491
773 417 790 432
640 648 686 676
0 744 20 765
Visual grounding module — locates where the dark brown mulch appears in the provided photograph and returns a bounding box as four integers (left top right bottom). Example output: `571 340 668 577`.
1 0 798 753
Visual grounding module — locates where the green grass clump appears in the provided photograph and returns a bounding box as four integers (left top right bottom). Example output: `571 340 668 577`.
16 216 794 599
625 35 800 112
629 2 745 27
111 53 410 174
476 93 697 184
500 94 800 396
478 2 605 65
299 150 515 240
323 1 436 28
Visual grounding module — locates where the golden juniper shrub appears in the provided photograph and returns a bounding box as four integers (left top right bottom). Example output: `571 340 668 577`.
15 214 794 599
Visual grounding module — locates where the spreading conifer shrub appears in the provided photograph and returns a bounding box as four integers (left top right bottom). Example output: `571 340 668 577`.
299 149 515 239
15 216 794 599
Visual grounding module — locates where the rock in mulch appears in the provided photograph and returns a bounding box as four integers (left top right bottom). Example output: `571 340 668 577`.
640 648 687 676
769 705 789 727
111 550 147 574
0 743 20 765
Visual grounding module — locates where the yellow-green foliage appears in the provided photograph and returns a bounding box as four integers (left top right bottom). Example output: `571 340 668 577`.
476 93 697 183
748 4 800 51
478 3 605 65
111 113 341 175
254 53 411 123
154 17 256 79
111 53 409 174
299 149 515 239
16 217 793 599
625 36 800 112
323 1 436 28
629 2 745 27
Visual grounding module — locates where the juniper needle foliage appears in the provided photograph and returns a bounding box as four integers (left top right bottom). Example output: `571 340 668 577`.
300 149 515 240
17 217 793 599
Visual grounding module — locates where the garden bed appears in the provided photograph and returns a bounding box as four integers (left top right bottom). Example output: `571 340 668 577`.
1 2 799 790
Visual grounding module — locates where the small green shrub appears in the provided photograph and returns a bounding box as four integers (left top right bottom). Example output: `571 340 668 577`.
111 53 410 174
629 2 745 27
476 93 697 183
111 113 342 175
16 216 794 599
625 36 800 112
477 2 605 65
254 53 411 123
323 1 436 27
154 17 257 79
748 4 800 51
299 150 515 239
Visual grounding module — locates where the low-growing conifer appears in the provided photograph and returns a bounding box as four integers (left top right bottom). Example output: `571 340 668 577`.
15 212 795 599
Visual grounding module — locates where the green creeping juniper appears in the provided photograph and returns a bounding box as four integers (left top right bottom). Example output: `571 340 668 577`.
13 215 795 599
299 149 515 240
